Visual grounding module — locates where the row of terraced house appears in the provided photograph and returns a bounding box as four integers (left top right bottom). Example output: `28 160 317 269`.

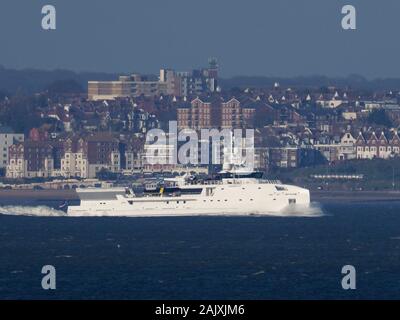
3 127 400 180
6 133 144 179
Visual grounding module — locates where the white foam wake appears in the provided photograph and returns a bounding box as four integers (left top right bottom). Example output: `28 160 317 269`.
0 203 324 218
276 202 324 217
239 202 324 218
0 205 67 217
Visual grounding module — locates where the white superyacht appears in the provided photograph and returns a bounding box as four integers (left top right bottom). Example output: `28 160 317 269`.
66 169 310 217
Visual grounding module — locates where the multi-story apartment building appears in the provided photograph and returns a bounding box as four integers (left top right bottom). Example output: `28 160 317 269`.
88 74 166 101
123 138 144 172
268 146 300 168
178 96 261 130
6 143 25 178
88 60 219 101
60 138 88 178
86 134 121 178
142 143 177 172
0 127 24 169
221 98 242 129
25 141 54 178
160 58 219 97
177 97 221 130
142 130 176 172
7 141 54 178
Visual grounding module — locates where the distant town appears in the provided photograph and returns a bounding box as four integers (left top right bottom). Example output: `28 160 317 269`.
1 59 400 191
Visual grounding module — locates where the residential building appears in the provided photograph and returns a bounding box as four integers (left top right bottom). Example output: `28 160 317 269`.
123 138 144 172
7 141 54 178
88 74 166 101
0 127 24 168
338 132 357 160
161 58 219 97
86 134 121 178
177 97 221 130
88 59 219 100
6 143 25 178
356 131 400 159
268 146 300 168
60 138 88 178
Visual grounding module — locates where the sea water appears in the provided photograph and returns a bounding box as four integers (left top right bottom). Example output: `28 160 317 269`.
0 202 399 299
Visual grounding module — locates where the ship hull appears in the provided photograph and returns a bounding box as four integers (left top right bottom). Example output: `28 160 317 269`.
67 184 310 217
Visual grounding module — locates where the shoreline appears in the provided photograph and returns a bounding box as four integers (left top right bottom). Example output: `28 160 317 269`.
310 190 400 203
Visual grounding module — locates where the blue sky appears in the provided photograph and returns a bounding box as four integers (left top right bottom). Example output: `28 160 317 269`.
0 0 399 78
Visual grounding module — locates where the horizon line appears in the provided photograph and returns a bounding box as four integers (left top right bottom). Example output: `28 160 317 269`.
2 65 400 82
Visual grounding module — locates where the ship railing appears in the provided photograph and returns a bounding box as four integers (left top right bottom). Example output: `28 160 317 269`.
262 179 282 184
179 179 282 186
